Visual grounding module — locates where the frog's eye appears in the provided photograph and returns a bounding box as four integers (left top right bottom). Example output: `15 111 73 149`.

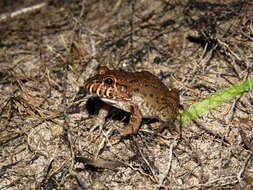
104 77 114 85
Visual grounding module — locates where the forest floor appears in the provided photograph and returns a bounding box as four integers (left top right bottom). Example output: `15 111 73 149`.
0 0 252 189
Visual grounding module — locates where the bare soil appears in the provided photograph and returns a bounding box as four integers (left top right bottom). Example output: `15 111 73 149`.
0 0 252 189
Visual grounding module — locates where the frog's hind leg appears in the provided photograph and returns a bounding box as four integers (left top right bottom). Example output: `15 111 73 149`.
121 105 142 136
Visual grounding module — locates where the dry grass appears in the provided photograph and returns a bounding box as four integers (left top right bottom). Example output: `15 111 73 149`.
0 0 252 189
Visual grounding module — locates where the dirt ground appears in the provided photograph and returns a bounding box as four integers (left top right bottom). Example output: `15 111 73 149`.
0 0 252 189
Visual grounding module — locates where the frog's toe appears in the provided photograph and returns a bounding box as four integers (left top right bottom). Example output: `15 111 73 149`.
82 116 106 146
82 116 104 132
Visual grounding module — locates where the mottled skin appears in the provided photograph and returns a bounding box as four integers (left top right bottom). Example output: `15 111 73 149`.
85 66 179 135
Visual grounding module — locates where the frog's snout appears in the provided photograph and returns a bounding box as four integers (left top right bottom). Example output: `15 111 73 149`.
73 87 87 102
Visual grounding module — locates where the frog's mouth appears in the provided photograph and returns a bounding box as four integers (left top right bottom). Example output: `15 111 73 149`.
100 97 131 113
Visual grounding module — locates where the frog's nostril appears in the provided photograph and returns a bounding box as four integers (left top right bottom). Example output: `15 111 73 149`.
73 87 87 102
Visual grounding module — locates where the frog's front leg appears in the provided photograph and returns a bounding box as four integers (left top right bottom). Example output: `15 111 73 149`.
90 103 111 132
121 104 142 136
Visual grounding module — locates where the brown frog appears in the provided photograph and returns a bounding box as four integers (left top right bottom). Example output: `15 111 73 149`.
84 66 179 136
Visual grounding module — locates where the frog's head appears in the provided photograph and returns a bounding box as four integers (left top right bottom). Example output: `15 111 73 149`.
84 66 131 110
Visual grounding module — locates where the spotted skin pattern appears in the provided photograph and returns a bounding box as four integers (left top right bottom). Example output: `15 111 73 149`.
85 66 180 135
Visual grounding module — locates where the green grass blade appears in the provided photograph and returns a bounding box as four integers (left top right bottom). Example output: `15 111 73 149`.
177 76 253 125
60 35 75 70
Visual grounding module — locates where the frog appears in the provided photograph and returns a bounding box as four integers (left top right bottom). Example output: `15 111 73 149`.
84 66 180 136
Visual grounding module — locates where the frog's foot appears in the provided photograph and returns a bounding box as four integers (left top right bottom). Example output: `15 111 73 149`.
82 116 103 146
85 116 105 132
84 103 111 144
121 105 142 136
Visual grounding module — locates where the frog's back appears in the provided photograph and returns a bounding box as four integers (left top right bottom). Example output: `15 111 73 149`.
114 70 179 121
